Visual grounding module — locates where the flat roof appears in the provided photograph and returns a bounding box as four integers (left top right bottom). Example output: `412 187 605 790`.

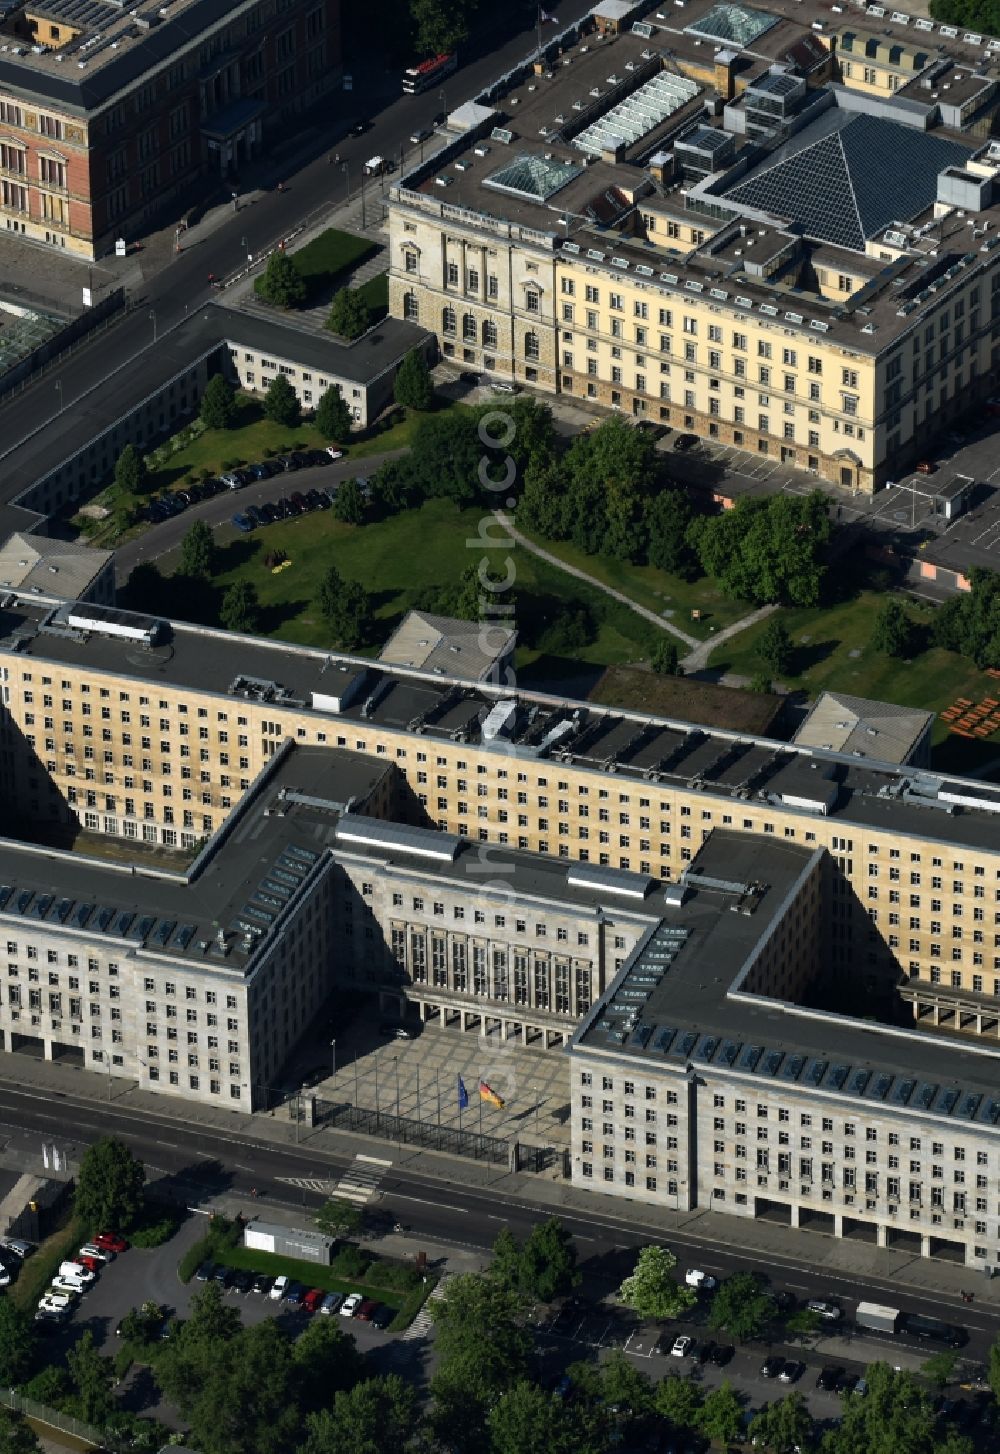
573 831 1000 1129
220 310 430 386
2 591 1000 859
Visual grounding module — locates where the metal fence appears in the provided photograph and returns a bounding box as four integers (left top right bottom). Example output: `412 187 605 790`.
315 1098 509 1165
0 1387 103 1448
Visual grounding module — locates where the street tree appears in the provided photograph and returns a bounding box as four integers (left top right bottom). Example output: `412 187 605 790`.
315 1197 362 1238
318 565 371 650
489 1227 524 1292
708 1271 777 1342
220 581 261 634
411 0 477 54
327 288 370 341
784 1306 821 1339
315 384 354 441
332 478 366 525
0 1299 35 1388
114 443 148 496
0 1410 40 1454
646 489 698 579
179 520 217 580
655 1374 704 1431
617 1245 697 1321
303 1375 422 1454
651 638 682 676
748 1393 815 1453
871 597 915 658
599 1349 654 1424
821 1361 943 1454
429 1273 532 1453
200 374 238 430
394 349 433 411
921 1351 959 1390
292 1318 364 1413
699 1381 744 1445
486 1380 581 1454
184 1319 301 1454
74 1136 145 1233
66 1330 115 1426
518 1218 581 1303
990 1335 1000 1402
256 250 306 308
263 372 300 427
755 616 794 677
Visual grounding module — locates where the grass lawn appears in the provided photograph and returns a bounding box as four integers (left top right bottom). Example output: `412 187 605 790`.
214 1245 405 1306
512 524 753 641
168 498 660 670
355 272 388 324
254 228 376 305
708 591 1000 771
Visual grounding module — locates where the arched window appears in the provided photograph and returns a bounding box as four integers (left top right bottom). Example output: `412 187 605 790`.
442 306 456 336
463 313 477 342
403 291 419 321
483 319 498 349
524 332 540 361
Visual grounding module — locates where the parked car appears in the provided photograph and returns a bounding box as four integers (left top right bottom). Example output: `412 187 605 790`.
324 447 344 460
771 1290 795 1313
51 1275 86 1296
371 1304 393 1330
760 1355 784 1379
250 461 278 479
306 489 327 510
76 1254 103 1274
815 1367 843 1391
277 455 300 472
378 1023 414 1039
251 1274 274 1296
232 513 254 532
60 1261 96 1285
697 1341 717 1365
195 1261 215 1282
320 1292 343 1315
915 459 937 474
459 370 481 384
670 1335 693 1358
259 502 279 523
232 1270 255 1294
852 1377 868 1397
79 1243 114 1263
269 1276 289 1301
350 118 371 136
0 1237 35 1258
709 1344 734 1367
290 491 308 511
340 1292 363 1318
685 1269 717 1290
211 1265 233 1288
303 450 331 468
807 1299 842 1322
289 452 313 469
779 1361 805 1384
0 1266 11 1288
355 1299 378 1322
246 506 265 527
410 127 432 144
302 1288 325 1313
489 380 518 394
673 433 698 451
284 1281 305 1306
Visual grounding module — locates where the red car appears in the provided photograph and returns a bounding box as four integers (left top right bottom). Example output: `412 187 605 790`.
302 1288 324 1313
355 1298 378 1322
76 1254 102 1273
93 1233 128 1254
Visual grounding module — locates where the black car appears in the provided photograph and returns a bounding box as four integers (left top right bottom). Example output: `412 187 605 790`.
431 111 445 126
195 1261 215 1282
260 502 279 523
371 1304 393 1331
276 496 294 518
277 454 300 472
710 1344 734 1367
289 452 312 470
778 1361 805 1384
250 1273 273 1296
816 1367 843 1391
246 505 265 527
232 1269 255 1294
673 433 698 451
350 118 371 135
211 1265 233 1288
303 450 331 468
459 370 481 384
636 420 669 440
201 478 223 497
835 1372 857 1394
306 489 327 510
250 461 277 480
760 1355 784 1379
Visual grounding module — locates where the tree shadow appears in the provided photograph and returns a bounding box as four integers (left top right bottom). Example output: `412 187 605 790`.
213 537 259 573
791 638 839 675
257 599 309 634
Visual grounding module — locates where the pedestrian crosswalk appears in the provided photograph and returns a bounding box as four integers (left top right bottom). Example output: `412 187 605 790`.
277 1176 337 1194
400 1273 450 1342
333 1153 392 1206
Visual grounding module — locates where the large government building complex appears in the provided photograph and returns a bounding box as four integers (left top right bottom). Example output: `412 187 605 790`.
0 591 999 1265
388 0 1000 491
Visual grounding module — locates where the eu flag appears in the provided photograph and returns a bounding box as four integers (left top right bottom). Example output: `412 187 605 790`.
457 1075 469 1110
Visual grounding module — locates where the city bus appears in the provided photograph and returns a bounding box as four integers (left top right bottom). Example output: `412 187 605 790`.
402 52 457 94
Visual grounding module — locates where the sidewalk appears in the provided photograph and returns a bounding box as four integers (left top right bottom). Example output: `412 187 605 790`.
2 1051 998 1318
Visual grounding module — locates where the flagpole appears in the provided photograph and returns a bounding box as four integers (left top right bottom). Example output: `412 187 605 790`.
436 1069 441 1129
479 1090 483 1136
537 3 542 60
416 1065 420 1125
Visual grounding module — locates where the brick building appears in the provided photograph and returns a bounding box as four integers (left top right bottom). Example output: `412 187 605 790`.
0 0 342 260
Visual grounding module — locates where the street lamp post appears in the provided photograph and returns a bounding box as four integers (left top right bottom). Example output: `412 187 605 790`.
438 87 447 121
360 166 367 230
341 159 350 203
149 308 157 343
330 1037 337 1077
55 379 63 414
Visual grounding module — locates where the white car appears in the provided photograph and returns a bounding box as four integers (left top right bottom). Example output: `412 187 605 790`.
685 1269 717 1290
79 1243 114 1263
670 1335 693 1358
38 1291 73 1312
59 1260 96 1285
339 1292 362 1318
806 1299 842 1321
269 1276 289 1302
324 447 344 460
49 1277 84 1297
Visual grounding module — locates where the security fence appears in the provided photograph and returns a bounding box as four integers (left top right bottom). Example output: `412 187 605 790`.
314 1097 509 1165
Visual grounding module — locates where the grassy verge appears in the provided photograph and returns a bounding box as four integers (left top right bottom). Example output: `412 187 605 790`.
390 1271 439 1333
178 1234 213 1284
254 228 377 305
211 1245 405 1307
355 272 389 324
10 1215 87 1312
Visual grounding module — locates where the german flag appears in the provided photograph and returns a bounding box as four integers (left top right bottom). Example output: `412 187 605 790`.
478 1079 505 1109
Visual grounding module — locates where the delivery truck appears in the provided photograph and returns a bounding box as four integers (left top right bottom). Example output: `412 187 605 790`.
855 1301 902 1335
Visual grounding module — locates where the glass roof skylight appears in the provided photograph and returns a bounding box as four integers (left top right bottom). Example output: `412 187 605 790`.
484 153 582 201
685 2 780 47
574 72 700 156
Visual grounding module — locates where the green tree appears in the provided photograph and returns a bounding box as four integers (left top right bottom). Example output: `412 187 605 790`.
756 615 794 677
0 1298 36 1387
200 374 238 430
409 409 482 504
617 1245 697 1321
600 1349 654 1423
821 1361 942 1454
303 1375 422 1454
315 384 354 441
517 458 571 539
74 1136 145 1233
689 491 831 606
156 1283 241 1415
487 1379 580 1454
519 1218 580 1303
651 637 681 676
394 349 433 411
184 1320 300 1454
179 520 217 580
921 1350 959 1390
0 1410 41 1454
930 567 1000 668
256 250 306 308
318 565 371 650
327 288 371 341
332 478 366 525
708 1271 777 1342
655 1374 704 1431
114 443 147 496
562 417 655 561
411 0 476 55
699 1381 744 1444
489 1226 523 1292
430 1274 532 1453
315 1197 362 1238
748 1393 815 1453
293 1318 364 1414
118 1300 166 1347
66 1330 115 1426
990 1335 1000 1402
263 372 300 427
646 489 698 579
871 597 915 658
784 1306 821 1339
220 580 261 634
749 671 773 694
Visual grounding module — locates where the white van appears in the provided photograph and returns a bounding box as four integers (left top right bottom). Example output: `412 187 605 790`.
58 1260 95 1285
269 1275 289 1302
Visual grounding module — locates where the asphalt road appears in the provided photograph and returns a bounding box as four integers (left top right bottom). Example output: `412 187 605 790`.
0 0 594 466
1 1076 997 1373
